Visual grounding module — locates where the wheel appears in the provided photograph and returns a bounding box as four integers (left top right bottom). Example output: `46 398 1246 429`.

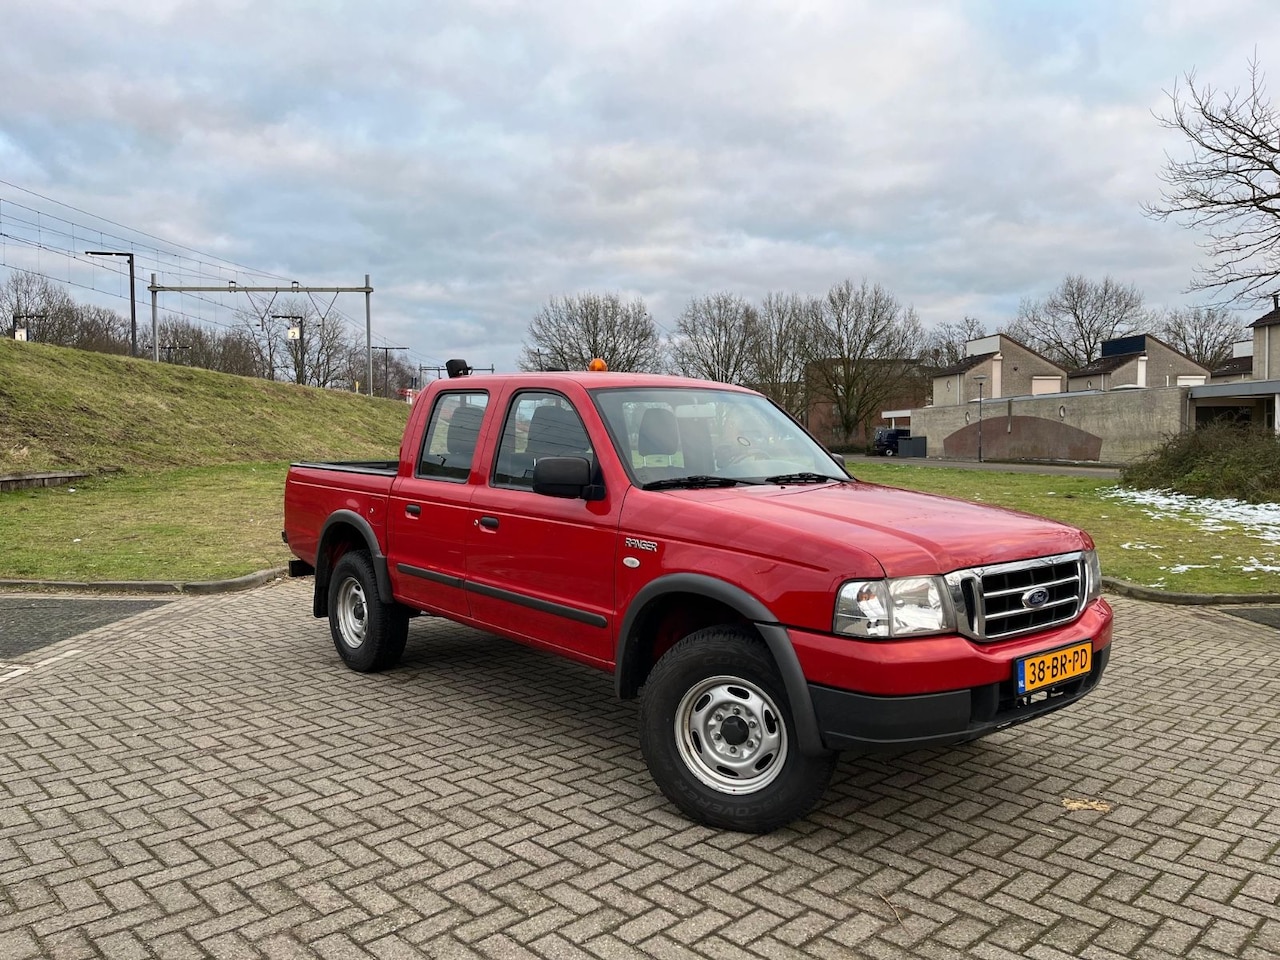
639 626 836 833
328 551 409 672
884 448 896 457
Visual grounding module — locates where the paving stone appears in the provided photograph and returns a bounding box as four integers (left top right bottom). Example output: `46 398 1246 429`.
0 588 1277 958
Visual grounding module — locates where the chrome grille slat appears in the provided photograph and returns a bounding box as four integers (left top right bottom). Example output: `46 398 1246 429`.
946 552 1087 642
984 595 1080 621
982 575 1081 599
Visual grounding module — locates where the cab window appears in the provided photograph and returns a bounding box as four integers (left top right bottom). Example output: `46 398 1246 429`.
492 392 593 490
418 392 488 481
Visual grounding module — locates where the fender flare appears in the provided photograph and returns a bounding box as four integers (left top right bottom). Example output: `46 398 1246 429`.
313 510 394 617
615 573 826 756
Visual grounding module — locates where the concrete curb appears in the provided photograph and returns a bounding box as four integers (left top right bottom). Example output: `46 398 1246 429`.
1101 576 1280 606
0 567 288 596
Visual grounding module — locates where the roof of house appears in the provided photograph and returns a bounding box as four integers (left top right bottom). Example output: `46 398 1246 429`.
1210 355 1253 378
932 353 991 378
1249 305 1280 328
1067 354 1135 378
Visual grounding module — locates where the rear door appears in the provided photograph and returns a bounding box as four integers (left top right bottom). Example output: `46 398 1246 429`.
387 389 488 617
464 388 620 666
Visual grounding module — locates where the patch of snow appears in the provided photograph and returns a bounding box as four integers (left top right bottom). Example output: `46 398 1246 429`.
1241 559 1280 573
1164 564 1211 574
1105 487 1280 546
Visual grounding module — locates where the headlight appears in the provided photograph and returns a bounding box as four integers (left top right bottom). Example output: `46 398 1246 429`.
834 576 955 639
1083 549 1102 601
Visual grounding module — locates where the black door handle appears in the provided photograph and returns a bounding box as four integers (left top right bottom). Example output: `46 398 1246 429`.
405 504 421 517
479 516 499 530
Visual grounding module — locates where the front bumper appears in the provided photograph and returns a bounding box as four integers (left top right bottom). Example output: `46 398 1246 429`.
789 598 1113 752
809 646 1109 751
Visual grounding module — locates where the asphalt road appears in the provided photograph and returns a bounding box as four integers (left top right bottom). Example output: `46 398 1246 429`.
0 582 1276 959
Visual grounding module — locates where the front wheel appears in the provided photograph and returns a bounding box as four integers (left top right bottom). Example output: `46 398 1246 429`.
639 626 836 833
328 551 409 672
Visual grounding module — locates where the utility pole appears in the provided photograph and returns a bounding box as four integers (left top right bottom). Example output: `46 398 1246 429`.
86 250 137 357
273 314 306 385
371 346 408 398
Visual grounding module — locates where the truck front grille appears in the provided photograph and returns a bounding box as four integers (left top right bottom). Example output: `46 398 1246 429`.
946 552 1086 642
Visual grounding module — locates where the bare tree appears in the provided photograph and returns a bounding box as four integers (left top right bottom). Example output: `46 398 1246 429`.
803 279 924 444
1146 57 1280 305
1004 275 1146 370
237 308 286 381
922 316 987 368
1152 305 1245 370
1 273 79 344
671 293 756 383
745 291 809 419
73 305 130 355
519 293 664 373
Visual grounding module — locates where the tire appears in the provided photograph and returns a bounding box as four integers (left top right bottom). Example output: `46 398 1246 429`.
884 448 896 457
639 626 836 833
328 551 409 673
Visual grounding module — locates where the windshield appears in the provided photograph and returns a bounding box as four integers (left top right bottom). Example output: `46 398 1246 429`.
592 387 849 487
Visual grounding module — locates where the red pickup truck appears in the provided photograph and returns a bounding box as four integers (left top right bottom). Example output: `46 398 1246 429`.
284 367 1112 832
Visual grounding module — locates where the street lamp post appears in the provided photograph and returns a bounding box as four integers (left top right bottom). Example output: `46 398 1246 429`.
972 374 988 463
85 250 137 357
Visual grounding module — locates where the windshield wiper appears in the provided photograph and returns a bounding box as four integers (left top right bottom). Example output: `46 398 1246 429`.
641 475 760 491
763 472 845 485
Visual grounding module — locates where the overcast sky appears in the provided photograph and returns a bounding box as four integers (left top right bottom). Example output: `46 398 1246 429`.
1 0 1275 374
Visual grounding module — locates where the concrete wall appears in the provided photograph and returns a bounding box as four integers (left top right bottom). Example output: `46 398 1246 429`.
1256 325 1279 381
910 387 1189 463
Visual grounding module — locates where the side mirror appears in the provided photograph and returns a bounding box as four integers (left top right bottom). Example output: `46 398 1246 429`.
532 457 604 500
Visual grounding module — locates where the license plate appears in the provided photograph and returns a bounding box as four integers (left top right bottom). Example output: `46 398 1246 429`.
1016 642 1092 695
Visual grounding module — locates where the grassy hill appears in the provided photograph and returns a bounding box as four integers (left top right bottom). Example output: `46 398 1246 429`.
0 339 410 474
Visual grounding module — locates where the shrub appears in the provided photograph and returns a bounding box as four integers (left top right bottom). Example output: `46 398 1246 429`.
1120 423 1280 503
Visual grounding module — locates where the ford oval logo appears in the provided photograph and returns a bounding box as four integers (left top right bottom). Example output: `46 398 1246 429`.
1022 587 1050 609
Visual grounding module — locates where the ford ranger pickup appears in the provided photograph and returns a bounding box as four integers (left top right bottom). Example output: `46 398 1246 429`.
283 366 1112 832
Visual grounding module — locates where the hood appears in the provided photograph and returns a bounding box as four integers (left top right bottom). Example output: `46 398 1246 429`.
662 480 1091 578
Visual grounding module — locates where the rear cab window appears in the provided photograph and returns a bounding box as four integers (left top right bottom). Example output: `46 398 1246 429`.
417 391 489 481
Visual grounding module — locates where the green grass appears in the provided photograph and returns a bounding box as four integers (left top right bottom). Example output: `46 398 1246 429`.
851 461 1280 596
0 338 410 583
0 464 292 581
0 339 408 472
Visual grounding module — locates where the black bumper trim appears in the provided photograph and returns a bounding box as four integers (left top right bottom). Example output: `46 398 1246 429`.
812 646 1109 752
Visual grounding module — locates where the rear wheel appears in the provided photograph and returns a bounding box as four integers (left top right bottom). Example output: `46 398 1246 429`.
328 551 408 672
639 626 836 833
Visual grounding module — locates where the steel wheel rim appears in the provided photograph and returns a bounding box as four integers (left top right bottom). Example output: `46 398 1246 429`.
674 674 788 795
335 576 367 649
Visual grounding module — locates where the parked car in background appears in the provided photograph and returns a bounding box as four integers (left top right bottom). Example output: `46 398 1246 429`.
873 427 912 456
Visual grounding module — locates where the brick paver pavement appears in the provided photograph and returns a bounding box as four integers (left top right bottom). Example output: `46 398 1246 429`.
0 582 1277 959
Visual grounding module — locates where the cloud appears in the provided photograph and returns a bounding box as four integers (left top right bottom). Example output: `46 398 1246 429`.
2 0 1278 371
